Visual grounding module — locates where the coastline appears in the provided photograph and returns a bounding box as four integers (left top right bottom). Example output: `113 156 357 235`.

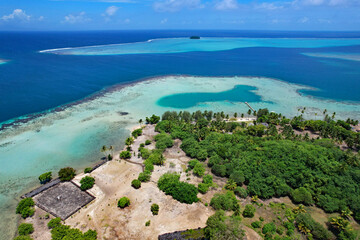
1 75 360 240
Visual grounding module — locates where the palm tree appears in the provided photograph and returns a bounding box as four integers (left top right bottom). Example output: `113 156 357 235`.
293 204 306 214
100 145 108 159
139 119 143 127
332 112 336 119
225 179 237 190
251 195 259 203
341 208 353 219
323 109 327 115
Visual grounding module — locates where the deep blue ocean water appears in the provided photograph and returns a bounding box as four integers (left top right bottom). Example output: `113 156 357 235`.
0 30 360 123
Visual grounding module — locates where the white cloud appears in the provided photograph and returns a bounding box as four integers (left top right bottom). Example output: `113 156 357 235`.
255 2 284 10
153 0 203 12
38 16 45 21
214 0 238 10
63 12 91 24
302 0 325 5
161 18 168 24
124 18 130 23
1 9 31 22
104 6 119 16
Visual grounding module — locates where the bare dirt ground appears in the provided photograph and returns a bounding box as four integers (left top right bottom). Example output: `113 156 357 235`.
65 125 214 240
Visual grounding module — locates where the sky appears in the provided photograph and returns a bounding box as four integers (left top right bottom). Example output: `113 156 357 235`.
0 0 360 31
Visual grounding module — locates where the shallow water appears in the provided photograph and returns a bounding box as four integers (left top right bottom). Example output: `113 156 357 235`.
302 52 360 62
41 37 360 55
1 75 359 239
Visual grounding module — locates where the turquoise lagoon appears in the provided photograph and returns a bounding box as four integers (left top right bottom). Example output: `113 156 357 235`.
302 52 360 62
1 75 360 239
40 37 360 55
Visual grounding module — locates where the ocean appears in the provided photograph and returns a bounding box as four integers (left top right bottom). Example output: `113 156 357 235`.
0 30 360 240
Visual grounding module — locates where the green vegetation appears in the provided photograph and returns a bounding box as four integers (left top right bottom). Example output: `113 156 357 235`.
205 210 245 239
153 110 360 222
145 220 151 226
151 203 159 215
157 173 198 204
132 128 142 138
18 223 34 236
243 204 256 218
193 162 206 177
146 114 160 124
154 133 173 151
295 213 332 239
252 221 262 228
14 236 33 240
80 176 95 191
234 187 248 198
50 222 97 240
16 198 35 219
210 191 239 211
198 183 209 194
145 140 151 145
131 179 141 189
48 217 62 229
84 167 92 174
118 197 130 208
58 167 76 181
138 171 151 182
119 150 131 159
38 172 52 184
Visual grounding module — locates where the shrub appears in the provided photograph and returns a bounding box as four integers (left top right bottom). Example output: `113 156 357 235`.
131 179 141 189
243 204 256 218
154 133 173 151
120 151 131 159
139 147 151 159
138 171 151 182
205 210 245 239
83 230 97 239
291 187 313 205
80 176 95 191
193 163 205 177
144 160 154 172
48 217 62 229
38 172 52 184
158 173 198 204
203 174 213 185
188 159 199 169
145 140 151 145
198 183 209 194
145 220 151 226
147 151 165 165
132 128 142 138
118 197 130 208
229 170 245 185
84 167 92 174
262 223 276 234
16 198 35 219
140 143 145 148
251 221 262 228
276 226 285 235
14 236 33 240
151 204 159 215
146 114 160 124
234 187 248 198
211 164 227 177
295 213 332 240
210 191 239 211
18 223 34 235
58 167 76 181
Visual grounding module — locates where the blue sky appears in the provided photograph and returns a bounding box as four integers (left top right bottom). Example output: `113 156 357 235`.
0 0 359 31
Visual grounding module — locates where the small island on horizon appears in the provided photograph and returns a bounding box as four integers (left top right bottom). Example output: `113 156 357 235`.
190 36 201 39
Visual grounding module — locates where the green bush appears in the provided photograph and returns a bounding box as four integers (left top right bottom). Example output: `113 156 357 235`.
80 176 95 191
84 167 92 174
234 187 248 198
147 151 165 165
16 198 35 219
158 173 198 204
229 170 245 185
262 223 276 234
50 222 97 240
138 171 151 182
276 226 285 235
210 191 239 211
151 203 159 215
131 179 141 189
83 230 97 239
132 128 142 138
291 187 313 205
193 163 205 177
154 133 173 151
198 183 209 194
140 143 145 148
145 140 151 145
48 217 62 229
120 151 131 159
18 223 34 235
251 221 262 228
58 167 76 181
139 147 151 159
38 172 52 184
202 174 213 185
146 114 160 124
118 197 130 208
14 236 33 240
295 213 332 240
145 220 151 226
205 210 245 239
144 160 154 172
243 204 256 218
188 159 199 169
